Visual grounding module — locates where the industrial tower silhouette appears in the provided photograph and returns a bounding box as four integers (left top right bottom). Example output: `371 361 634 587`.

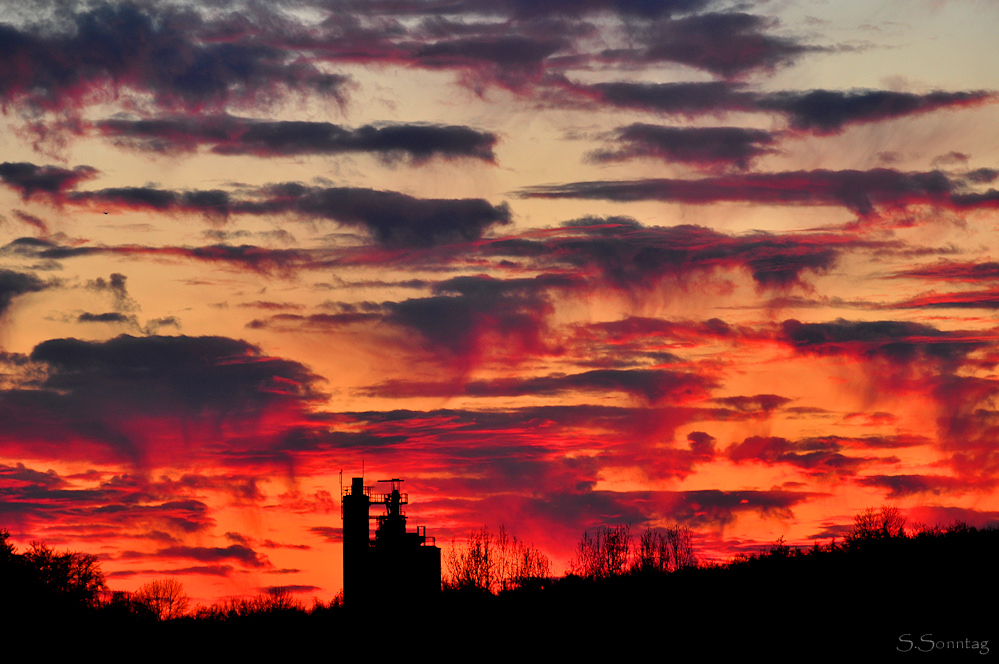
342 477 441 607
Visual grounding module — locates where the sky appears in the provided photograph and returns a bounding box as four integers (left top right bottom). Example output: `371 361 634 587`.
1 0 998 604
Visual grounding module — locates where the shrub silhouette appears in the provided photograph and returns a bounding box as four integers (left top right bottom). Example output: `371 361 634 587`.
193 588 306 621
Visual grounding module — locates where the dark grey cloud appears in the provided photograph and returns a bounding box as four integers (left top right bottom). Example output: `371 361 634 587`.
414 35 568 88
0 334 326 466
66 187 233 222
858 474 997 498
485 221 844 290
713 394 791 415
77 312 133 324
384 274 561 357
589 124 777 169
631 12 816 77
950 189 999 210
246 311 383 331
893 289 999 311
86 272 136 312
473 0 712 19
0 162 97 199
2 237 320 276
309 526 343 543
0 163 512 248
29 334 325 415
726 435 887 478
780 318 985 365
0 3 350 113
241 184 512 247
154 544 270 568
364 368 716 404
551 80 994 135
891 260 999 283
0 3 833 114
0 269 47 315
551 78 754 114
660 488 815 527
517 168 964 219
757 89 996 135
525 486 816 531
96 115 498 162
323 0 711 19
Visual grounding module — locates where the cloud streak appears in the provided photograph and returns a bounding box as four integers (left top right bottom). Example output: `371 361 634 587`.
0 269 47 315
517 169 995 220
552 79 995 134
0 162 513 246
588 124 777 170
95 115 498 162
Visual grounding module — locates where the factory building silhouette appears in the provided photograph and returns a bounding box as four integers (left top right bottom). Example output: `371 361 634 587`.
342 477 441 607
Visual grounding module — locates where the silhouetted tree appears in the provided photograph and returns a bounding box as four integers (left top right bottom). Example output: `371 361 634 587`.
570 525 631 580
768 535 793 558
514 538 552 589
445 525 552 593
258 587 303 612
849 505 905 541
495 525 551 591
445 527 494 592
0 529 13 559
22 541 105 606
136 578 190 620
635 525 696 573
0 530 17 592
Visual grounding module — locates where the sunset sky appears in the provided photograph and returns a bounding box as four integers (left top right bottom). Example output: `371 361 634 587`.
1 0 998 604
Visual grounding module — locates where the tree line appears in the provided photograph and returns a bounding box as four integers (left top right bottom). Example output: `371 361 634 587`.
4 504 996 622
444 525 552 593
442 504 999 593
570 523 696 579
443 522 695 592
0 528 342 624
1 529 104 615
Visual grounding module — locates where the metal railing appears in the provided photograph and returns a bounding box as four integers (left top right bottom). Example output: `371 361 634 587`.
371 492 408 505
